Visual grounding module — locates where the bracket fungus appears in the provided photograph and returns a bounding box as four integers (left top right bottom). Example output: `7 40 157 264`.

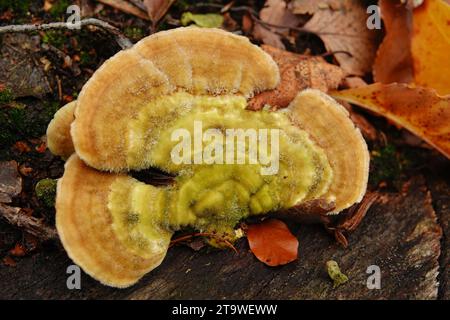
47 27 369 288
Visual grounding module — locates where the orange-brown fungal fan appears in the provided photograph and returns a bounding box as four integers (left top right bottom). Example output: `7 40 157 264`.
46 101 76 159
56 155 172 287
288 90 369 213
49 27 370 288
72 27 280 172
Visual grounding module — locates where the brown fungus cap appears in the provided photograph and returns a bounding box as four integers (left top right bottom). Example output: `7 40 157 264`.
46 101 76 159
50 27 369 288
72 27 280 171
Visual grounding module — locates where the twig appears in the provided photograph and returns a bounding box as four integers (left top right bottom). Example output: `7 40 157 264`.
0 204 58 241
170 232 238 254
0 18 133 49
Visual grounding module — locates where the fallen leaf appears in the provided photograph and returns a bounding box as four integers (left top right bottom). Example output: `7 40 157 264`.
402 0 426 9
0 161 22 203
411 0 450 95
373 0 414 84
9 243 26 257
343 76 367 89
223 12 239 31
304 0 379 76
18 164 33 176
253 0 302 49
13 141 31 153
340 101 378 141
288 0 342 14
242 13 254 34
248 45 344 110
35 142 47 153
331 83 450 159
143 0 175 27
97 0 149 20
246 219 298 266
180 12 224 28
2 256 16 267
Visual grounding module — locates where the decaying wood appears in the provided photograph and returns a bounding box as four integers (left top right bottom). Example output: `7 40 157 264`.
0 176 442 299
0 18 132 49
0 204 57 241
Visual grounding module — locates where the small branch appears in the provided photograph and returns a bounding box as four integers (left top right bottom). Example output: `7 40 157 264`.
0 18 132 49
0 204 57 241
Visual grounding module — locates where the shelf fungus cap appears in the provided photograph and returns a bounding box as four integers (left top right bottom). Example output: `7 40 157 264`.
46 101 76 159
50 27 370 288
287 90 370 213
56 155 172 287
71 27 280 171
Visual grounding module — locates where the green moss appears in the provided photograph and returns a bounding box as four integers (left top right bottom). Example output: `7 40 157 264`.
0 87 14 104
35 178 58 207
42 30 66 49
0 100 59 148
326 260 348 288
123 27 146 42
370 144 403 186
0 0 31 14
49 0 71 19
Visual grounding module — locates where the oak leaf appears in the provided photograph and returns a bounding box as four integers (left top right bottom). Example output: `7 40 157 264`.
246 219 299 267
248 45 344 110
331 83 450 159
303 0 379 76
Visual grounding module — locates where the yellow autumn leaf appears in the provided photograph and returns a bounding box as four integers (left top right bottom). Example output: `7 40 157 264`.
411 0 450 95
331 83 450 159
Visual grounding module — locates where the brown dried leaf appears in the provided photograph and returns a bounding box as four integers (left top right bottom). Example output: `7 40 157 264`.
331 83 450 159
143 0 175 27
289 0 342 14
253 0 302 49
248 45 344 110
247 219 298 267
144 0 175 26
9 243 26 257
97 0 149 20
373 0 414 84
304 0 379 76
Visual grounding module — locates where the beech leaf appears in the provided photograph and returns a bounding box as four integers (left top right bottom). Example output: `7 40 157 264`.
180 12 224 28
246 219 299 267
253 0 302 49
289 0 342 14
373 0 414 84
143 0 175 26
331 83 450 159
411 0 450 95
